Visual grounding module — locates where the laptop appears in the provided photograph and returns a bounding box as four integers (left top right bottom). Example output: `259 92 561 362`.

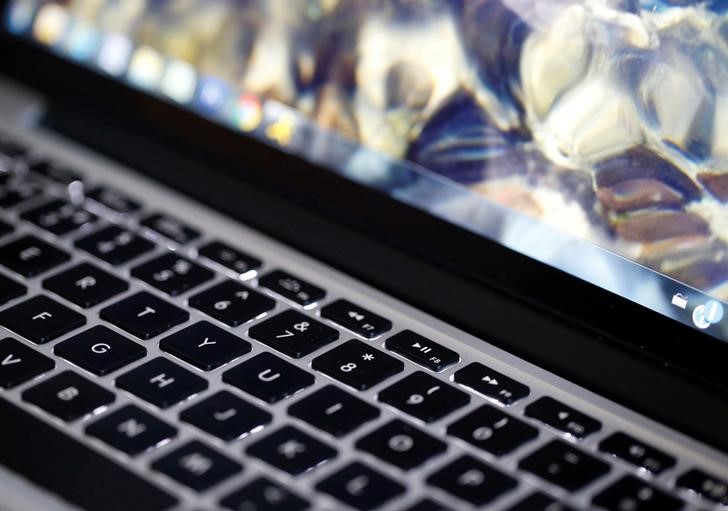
0 1 725 510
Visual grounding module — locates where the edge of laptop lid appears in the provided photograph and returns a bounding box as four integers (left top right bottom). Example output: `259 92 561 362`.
0 2 726 451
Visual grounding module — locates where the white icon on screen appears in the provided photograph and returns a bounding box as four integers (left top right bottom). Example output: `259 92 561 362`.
671 293 688 309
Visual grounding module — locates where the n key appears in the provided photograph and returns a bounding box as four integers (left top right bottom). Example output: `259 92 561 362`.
0 337 54 388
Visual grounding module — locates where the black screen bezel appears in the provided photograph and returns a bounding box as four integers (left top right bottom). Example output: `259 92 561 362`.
1 15 727 444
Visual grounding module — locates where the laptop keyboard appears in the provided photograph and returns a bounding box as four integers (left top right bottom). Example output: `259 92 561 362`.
0 134 725 511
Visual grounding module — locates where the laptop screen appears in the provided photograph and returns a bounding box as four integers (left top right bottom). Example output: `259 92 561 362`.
5 0 728 343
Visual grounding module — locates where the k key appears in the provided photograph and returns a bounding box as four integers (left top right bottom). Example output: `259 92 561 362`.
378 371 469 423
246 425 337 475
0 337 54 389
0 235 70 277
100 291 189 339
189 280 275 327
116 357 208 409
223 352 314 403
43 262 129 308
427 455 517 506
288 384 380 437
86 404 177 456
249 309 338 358
0 295 86 344
160 321 251 371
22 370 115 422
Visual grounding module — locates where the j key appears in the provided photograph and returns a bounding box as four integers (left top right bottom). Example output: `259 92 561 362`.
29 161 82 185
0 397 178 511
0 337 54 388
43 262 129 308
76 225 155 265
453 362 529 405
180 390 272 441
198 240 261 276
151 440 242 492
385 330 459 372
447 404 538 456
316 462 405 511
312 339 403 391
223 352 314 403
506 492 576 511
378 371 469 423
220 477 310 511
288 384 380 437
426 455 517 506
0 180 41 207
249 309 338 358
100 291 189 339
0 295 86 344
676 468 728 505
0 272 25 305
22 370 115 421
404 499 454 511
54 326 146 376
116 357 208 409
518 440 610 492
598 432 675 475
320 299 392 339
0 235 70 277
86 404 177 455
132 253 213 297
21 200 96 236
85 186 141 214
0 218 13 237
140 213 200 245
356 419 447 470
189 280 275 327
246 425 337 475
258 269 325 306
524 396 601 439
160 321 251 371
593 476 684 511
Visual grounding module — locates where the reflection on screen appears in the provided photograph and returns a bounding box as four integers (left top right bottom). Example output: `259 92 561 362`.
6 0 728 339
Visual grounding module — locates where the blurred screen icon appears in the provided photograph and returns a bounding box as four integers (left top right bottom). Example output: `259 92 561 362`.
6 0 37 34
196 77 231 115
671 293 688 310
32 2 68 46
128 46 165 90
98 33 132 76
235 93 264 132
66 22 98 62
160 60 197 104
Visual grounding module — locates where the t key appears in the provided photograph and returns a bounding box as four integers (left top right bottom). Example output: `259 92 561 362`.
100 292 189 340
249 309 338 358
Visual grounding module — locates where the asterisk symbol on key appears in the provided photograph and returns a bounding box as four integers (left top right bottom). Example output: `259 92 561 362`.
362 353 375 362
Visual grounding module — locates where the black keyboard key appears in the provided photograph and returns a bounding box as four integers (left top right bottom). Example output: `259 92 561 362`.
116 357 208 408
23 370 115 421
519 440 610 492
21 199 95 235
356 419 446 470
0 295 85 344
141 213 200 245
598 432 676 475
161 321 250 371
76 225 155 265
198 240 261 276
378 371 469 423
320 299 392 339
223 352 314 403
594 476 683 511
0 179 41 207
151 440 242 492
0 396 177 511
86 404 177 455
453 362 529 405
426 455 517 506
506 492 576 511
29 161 82 185
288 384 379 437
246 425 337 475
100 291 188 339
316 462 405 511
43 262 129 308
0 272 25 305
0 235 70 277
221 477 309 511
180 390 272 441
131 253 213 296
249 309 338 358
447 404 538 456
404 499 454 511
0 218 13 237
0 337 54 388
189 280 275 326
54 325 146 375
525 396 602 439
86 186 141 214
258 269 325 306
312 339 403 391
676 468 728 505
385 330 459 372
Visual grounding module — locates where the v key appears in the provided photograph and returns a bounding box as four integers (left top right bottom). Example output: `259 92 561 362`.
0 338 54 389
2 353 21 365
